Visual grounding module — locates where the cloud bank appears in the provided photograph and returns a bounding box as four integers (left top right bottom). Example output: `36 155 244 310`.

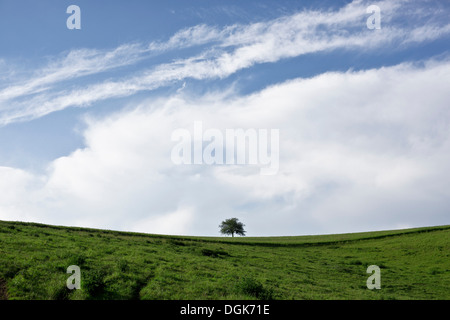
1 59 449 235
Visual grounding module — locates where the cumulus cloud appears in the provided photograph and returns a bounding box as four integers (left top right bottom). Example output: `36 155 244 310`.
1 59 449 235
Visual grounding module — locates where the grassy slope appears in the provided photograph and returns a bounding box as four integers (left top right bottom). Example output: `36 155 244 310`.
0 220 448 300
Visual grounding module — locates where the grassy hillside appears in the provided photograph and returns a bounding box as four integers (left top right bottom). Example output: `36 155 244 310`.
0 220 448 300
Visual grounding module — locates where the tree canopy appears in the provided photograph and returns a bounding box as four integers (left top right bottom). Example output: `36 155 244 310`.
219 218 246 237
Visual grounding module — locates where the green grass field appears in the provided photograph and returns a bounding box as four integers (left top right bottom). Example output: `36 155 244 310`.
0 220 448 300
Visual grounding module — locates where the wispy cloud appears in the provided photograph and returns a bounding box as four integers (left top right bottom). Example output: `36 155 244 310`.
0 44 152 102
0 0 449 125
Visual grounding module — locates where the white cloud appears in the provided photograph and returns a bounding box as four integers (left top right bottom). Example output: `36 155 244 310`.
1 0 449 125
0 59 449 235
0 44 151 103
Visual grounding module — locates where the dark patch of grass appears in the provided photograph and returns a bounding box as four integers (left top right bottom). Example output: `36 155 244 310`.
83 269 107 298
201 248 230 258
67 254 86 267
117 259 129 272
169 240 186 246
349 260 363 265
236 277 274 300
0 264 21 279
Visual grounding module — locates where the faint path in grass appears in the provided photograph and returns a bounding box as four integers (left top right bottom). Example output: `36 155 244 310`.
175 225 450 248
0 278 8 300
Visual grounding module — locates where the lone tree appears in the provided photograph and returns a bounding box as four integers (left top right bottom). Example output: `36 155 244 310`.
219 218 246 237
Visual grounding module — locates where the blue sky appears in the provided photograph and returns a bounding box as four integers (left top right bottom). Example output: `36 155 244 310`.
0 0 449 236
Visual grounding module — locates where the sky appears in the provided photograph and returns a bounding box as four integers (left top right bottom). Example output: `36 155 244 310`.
0 0 449 236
